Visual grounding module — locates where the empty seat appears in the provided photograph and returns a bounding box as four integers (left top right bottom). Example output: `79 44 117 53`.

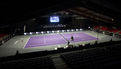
0 56 56 69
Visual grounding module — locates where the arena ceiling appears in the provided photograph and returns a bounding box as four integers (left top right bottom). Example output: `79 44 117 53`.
0 0 121 28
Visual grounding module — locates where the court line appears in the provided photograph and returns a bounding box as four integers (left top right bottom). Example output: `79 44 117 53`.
59 33 68 42
23 37 31 48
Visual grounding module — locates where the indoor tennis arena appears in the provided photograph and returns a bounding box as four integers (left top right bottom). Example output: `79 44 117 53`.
1 1 121 69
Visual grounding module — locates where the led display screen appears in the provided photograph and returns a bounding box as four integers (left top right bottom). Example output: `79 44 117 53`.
50 16 59 23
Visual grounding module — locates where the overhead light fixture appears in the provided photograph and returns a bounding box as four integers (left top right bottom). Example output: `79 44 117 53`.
30 32 32 35
80 29 83 31
62 30 64 32
41 31 44 34
71 29 74 32
52 31 54 33
76 29 78 31
57 30 60 33
36 32 39 34
67 30 70 32
24 33 27 35
47 31 49 33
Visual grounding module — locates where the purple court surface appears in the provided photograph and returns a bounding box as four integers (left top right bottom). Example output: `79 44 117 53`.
25 32 98 48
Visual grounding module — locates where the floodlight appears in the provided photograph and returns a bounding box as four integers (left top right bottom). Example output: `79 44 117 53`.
30 32 32 35
24 33 27 35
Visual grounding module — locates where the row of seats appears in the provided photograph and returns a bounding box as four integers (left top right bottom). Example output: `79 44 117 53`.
93 26 120 33
93 26 121 38
61 44 121 69
0 56 56 69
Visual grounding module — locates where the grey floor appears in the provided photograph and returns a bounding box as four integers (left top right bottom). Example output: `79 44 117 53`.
0 30 120 57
